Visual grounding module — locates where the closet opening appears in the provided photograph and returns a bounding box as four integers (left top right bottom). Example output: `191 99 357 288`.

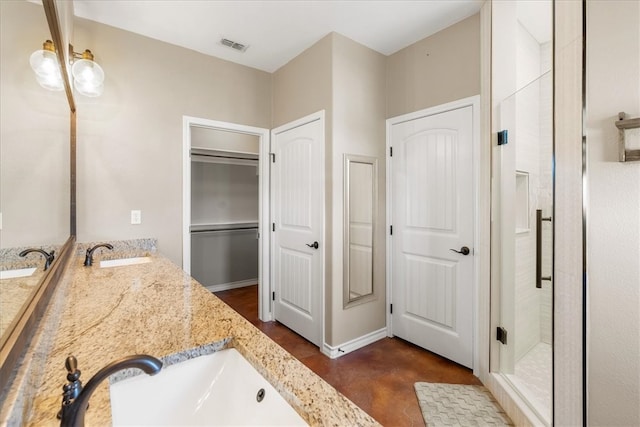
182 117 271 321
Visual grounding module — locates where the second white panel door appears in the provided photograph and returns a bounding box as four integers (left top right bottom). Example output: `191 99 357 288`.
390 103 475 368
271 115 324 347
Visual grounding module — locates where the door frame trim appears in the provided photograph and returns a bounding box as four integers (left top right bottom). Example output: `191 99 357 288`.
385 95 481 373
182 116 272 321
270 110 326 347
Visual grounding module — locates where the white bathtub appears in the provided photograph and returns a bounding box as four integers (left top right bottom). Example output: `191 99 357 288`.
110 348 308 426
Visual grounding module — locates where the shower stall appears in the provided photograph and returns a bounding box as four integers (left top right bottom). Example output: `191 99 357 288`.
497 71 553 421
492 2 553 424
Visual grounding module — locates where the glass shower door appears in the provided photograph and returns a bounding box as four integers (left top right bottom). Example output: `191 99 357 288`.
496 71 553 424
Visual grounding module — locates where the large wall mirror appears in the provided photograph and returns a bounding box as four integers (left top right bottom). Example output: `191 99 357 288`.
0 0 74 391
343 155 377 308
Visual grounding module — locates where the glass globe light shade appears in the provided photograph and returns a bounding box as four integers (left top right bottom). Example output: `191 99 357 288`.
71 58 104 85
29 47 59 77
30 48 63 91
74 78 104 97
35 71 64 91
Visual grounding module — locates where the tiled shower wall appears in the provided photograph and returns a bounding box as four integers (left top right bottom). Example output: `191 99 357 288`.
514 24 553 362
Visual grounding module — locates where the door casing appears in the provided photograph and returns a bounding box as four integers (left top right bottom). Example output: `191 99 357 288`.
182 116 272 321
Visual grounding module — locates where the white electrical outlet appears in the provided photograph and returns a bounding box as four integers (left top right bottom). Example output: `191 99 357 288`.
131 210 142 225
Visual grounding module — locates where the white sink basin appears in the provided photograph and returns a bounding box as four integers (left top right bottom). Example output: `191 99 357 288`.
110 348 307 426
0 267 37 280
100 257 151 268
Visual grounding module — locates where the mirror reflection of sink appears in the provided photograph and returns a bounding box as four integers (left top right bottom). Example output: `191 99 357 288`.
110 348 308 426
0 267 37 280
100 257 152 268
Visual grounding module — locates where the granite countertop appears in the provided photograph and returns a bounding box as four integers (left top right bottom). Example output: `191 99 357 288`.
0 269 45 338
25 248 379 426
0 246 55 339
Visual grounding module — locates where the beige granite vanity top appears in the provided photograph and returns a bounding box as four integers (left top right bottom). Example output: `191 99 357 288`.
25 250 379 426
0 270 45 338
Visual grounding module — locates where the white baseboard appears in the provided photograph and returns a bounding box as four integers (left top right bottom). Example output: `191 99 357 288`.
321 328 387 359
205 279 257 293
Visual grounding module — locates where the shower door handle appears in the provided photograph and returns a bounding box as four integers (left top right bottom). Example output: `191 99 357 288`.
537 209 553 288
450 246 470 255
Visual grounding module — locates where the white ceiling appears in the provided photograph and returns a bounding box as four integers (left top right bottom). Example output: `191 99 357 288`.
73 0 484 73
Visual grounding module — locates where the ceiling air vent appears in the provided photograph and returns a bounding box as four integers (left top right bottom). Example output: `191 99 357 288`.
221 38 249 52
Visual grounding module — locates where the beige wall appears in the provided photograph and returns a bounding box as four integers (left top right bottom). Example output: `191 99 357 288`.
72 15 480 349
271 34 336 342
272 33 388 347
386 13 481 118
73 17 271 265
271 35 333 129
586 1 640 425
329 34 387 345
0 1 70 249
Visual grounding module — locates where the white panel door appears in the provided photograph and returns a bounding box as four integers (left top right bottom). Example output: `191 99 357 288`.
390 104 474 368
271 115 323 347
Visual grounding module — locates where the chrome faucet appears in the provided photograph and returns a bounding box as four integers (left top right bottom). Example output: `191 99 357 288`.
83 243 113 266
19 248 55 271
58 354 162 427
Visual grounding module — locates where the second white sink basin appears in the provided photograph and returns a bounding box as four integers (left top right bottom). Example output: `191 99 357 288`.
100 257 152 268
0 267 37 280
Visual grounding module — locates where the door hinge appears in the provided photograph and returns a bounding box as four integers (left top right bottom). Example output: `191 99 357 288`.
272 223 275 232
270 153 276 163
496 326 508 345
390 225 393 235
272 291 275 301
390 304 393 314
497 130 508 146
390 147 393 157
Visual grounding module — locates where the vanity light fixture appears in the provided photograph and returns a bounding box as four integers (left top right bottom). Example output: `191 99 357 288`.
29 40 105 97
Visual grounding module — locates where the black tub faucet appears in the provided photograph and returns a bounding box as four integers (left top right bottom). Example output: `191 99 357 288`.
58 354 162 427
19 248 55 271
83 243 113 267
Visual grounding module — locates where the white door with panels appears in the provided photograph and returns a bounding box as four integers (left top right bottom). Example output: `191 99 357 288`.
271 113 324 347
389 100 476 368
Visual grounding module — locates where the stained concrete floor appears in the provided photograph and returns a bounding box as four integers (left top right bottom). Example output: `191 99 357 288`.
215 285 481 426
